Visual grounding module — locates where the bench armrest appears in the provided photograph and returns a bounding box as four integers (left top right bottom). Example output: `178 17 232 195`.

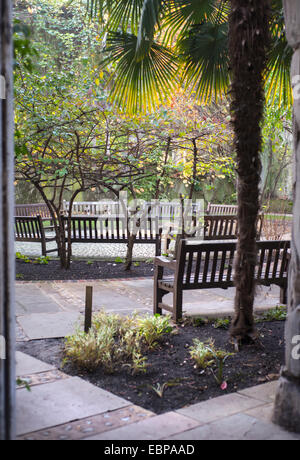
154 256 177 270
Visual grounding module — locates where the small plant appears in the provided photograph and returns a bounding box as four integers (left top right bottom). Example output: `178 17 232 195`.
206 346 234 388
189 339 216 369
125 351 148 376
64 327 115 373
137 313 173 349
114 256 125 264
150 379 180 398
190 340 233 389
16 273 24 280
16 378 31 392
150 382 169 398
190 339 232 369
86 260 94 265
34 256 50 265
213 318 230 329
133 261 140 267
16 252 31 263
192 317 208 327
145 258 153 264
257 305 287 322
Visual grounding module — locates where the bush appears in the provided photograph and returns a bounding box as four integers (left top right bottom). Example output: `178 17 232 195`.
64 310 174 374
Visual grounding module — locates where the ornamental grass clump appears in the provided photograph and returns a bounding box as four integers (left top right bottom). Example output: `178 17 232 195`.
137 313 174 349
64 310 173 375
64 327 116 373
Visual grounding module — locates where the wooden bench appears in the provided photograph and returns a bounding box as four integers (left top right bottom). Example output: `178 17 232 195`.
166 215 263 254
206 203 238 215
15 216 57 256
15 203 51 219
154 239 290 322
63 216 163 256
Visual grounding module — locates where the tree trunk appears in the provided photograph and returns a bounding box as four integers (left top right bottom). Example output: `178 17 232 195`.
229 0 270 342
0 0 16 439
273 0 300 433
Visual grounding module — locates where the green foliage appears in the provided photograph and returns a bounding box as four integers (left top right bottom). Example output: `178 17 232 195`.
114 257 125 264
213 318 230 330
64 327 116 373
137 313 173 349
86 0 292 113
64 310 173 374
16 252 31 263
189 339 230 370
34 256 50 265
16 252 50 265
16 378 31 392
258 305 287 322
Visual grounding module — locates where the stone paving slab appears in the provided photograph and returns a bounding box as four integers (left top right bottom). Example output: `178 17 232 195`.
18 405 154 441
15 284 62 315
175 393 266 425
16 351 56 376
84 411 200 441
16 376 130 436
17 312 83 339
244 403 274 424
238 381 278 403
165 413 300 441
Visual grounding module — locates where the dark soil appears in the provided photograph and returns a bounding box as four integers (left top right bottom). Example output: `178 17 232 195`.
16 258 165 281
17 319 285 415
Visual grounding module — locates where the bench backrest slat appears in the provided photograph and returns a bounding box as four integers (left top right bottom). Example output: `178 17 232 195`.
63 216 160 242
177 240 290 288
15 216 43 241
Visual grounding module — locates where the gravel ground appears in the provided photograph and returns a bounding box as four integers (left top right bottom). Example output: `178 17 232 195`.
15 241 157 260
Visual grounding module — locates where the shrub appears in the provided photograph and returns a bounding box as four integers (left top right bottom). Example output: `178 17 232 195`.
64 310 173 374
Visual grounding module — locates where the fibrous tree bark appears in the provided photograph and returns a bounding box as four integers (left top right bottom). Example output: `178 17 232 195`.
273 0 300 434
229 0 271 342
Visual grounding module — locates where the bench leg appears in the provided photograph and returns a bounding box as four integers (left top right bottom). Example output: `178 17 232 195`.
155 238 161 257
173 289 183 323
154 265 164 315
41 240 47 257
280 285 288 305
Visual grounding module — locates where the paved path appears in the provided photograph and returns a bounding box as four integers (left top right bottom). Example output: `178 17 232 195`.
16 352 300 440
16 279 282 341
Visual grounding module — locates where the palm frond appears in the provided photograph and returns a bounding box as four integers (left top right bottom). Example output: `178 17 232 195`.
102 31 179 113
265 0 292 106
136 0 164 59
86 0 143 34
162 0 229 45
178 22 230 103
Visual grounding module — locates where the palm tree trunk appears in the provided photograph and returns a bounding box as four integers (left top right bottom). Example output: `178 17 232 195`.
273 0 300 433
229 0 270 342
